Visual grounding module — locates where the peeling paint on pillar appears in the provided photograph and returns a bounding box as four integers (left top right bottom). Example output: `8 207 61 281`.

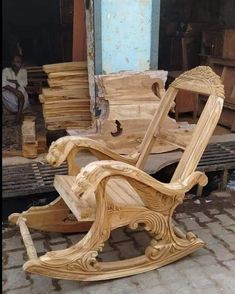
101 0 154 74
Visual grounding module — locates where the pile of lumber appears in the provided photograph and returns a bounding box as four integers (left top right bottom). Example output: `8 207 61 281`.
26 66 48 95
40 62 91 131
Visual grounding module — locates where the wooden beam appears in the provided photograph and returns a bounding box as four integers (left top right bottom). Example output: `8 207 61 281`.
73 0 87 61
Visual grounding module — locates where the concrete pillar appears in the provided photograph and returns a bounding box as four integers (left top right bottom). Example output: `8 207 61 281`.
94 0 161 74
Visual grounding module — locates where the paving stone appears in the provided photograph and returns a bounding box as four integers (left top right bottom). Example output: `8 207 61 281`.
102 241 114 252
143 285 173 294
158 264 185 284
58 280 83 292
30 231 47 240
98 250 120 262
221 233 235 251
30 275 56 293
3 188 235 294
49 243 67 251
190 247 211 257
210 243 234 261
48 233 67 244
194 285 223 294
165 281 196 294
201 263 229 276
208 209 220 215
110 228 131 243
132 231 151 252
132 270 162 290
193 212 212 222
174 213 190 219
4 287 32 294
114 240 141 259
222 259 235 271
66 233 86 244
4 235 24 251
107 277 144 294
224 208 235 217
4 250 25 269
215 214 235 227
172 257 198 271
207 222 231 237
180 265 216 289
192 228 220 245
209 272 235 293
192 253 218 266
179 218 202 230
226 225 235 233
33 239 47 253
3 269 30 291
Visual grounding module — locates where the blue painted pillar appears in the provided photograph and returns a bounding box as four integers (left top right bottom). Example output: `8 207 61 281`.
94 0 160 74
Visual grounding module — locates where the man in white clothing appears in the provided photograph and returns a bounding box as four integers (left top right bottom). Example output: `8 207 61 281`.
2 54 29 122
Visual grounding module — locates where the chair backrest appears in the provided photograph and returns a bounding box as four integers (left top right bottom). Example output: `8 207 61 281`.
135 66 225 182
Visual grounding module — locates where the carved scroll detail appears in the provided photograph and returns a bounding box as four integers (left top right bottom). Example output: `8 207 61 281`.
171 66 225 98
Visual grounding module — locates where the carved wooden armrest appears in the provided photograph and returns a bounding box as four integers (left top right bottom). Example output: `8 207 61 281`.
71 160 208 201
46 136 139 174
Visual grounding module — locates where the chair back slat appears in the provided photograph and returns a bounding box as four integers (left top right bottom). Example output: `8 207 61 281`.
171 95 224 182
135 66 225 177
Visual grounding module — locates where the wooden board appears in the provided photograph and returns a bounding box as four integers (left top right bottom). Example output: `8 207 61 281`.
22 119 36 144
43 61 87 73
222 30 235 60
22 142 38 159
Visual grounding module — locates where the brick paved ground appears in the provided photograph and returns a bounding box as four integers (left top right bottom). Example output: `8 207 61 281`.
2 189 235 294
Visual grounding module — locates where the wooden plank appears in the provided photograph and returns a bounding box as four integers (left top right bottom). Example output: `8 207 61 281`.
22 142 38 159
48 79 88 88
49 71 88 78
45 115 92 123
43 61 87 73
42 87 89 97
22 118 36 144
47 121 91 130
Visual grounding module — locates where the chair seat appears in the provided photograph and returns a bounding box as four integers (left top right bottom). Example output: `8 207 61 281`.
54 175 144 221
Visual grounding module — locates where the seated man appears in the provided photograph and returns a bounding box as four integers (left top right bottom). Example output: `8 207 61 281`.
2 54 29 122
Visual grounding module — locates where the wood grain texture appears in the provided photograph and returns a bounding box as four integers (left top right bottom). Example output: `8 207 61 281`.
9 66 225 281
41 62 91 131
69 70 177 155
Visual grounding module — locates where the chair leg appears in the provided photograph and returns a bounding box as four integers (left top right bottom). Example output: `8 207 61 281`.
8 196 93 233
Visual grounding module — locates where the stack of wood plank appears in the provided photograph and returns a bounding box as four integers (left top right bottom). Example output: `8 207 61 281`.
40 61 91 131
26 66 48 95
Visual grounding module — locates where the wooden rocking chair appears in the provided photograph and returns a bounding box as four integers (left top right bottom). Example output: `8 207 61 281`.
9 66 224 281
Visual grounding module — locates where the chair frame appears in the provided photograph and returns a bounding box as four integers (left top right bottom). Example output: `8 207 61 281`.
9 66 225 281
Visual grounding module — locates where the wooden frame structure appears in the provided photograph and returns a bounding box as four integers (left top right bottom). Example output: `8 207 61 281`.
9 66 224 281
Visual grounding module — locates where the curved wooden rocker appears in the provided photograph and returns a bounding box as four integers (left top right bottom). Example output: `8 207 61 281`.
9 66 225 280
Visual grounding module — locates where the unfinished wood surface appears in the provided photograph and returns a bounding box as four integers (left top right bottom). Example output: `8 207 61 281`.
41 62 91 131
22 118 36 144
43 61 87 73
10 161 207 280
48 70 88 78
68 70 180 154
22 141 38 159
9 66 225 281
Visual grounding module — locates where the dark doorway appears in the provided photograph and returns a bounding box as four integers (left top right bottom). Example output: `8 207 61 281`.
2 0 74 68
